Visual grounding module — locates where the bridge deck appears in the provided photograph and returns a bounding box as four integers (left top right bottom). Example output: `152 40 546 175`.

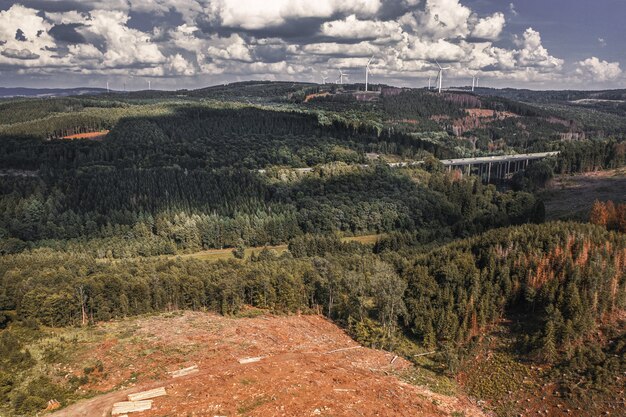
441 152 559 166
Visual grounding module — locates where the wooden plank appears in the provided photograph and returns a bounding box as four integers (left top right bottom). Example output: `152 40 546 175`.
325 346 361 354
111 400 152 415
238 356 264 364
128 387 167 401
169 365 199 378
413 350 437 357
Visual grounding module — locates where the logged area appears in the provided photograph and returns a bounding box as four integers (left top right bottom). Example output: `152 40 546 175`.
48 311 484 417
540 167 626 220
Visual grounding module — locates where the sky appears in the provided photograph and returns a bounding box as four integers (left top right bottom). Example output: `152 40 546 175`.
0 0 624 90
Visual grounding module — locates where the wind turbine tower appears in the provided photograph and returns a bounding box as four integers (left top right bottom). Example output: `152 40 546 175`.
338 70 347 85
435 61 450 94
365 55 374 92
106 81 109 93
428 75 432 90
471 75 480 92
148 80 151 90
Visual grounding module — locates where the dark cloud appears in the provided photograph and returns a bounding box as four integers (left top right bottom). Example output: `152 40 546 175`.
0 0 90 13
15 28 26 41
253 44 289 63
49 23 86 44
377 0 425 20
128 9 183 33
1 47 40 59
196 15 326 43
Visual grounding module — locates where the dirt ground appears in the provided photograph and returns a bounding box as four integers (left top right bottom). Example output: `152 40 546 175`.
61 130 109 140
539 167 626 220
50 311 486 417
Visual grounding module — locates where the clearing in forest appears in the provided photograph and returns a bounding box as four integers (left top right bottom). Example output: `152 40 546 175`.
49 311 484 417
61 130 109 140
540 167 626 220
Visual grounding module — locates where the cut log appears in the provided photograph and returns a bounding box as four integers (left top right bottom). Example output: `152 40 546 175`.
111 400 152 415
238 356 264 364
169 365 199 378
413 350 437 357
127 387 167 401
325 346 361 354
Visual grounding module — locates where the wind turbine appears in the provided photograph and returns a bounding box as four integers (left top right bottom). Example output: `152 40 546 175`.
148 80 151 90
471 74 480 92
322 75 329 84
106 81 109 93
365 55 374 92
338 70 347 85
428 75 432 90
434 60 450 93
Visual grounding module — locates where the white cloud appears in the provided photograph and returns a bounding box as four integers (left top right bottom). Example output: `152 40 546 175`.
416 0 472 39
166 53 196 75
206 34 253 62
514 28 563 69
204 0 382 30
0 5 57 66
78 10 166 67
302 41 377 57
576 57 622 82
320 15 404 43
0 0 614 88
471 12 505 41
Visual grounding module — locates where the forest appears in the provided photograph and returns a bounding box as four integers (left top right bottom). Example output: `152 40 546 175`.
0 82 625 416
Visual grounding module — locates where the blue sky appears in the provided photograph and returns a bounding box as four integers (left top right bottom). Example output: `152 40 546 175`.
0 0 623 90
469 0 625 63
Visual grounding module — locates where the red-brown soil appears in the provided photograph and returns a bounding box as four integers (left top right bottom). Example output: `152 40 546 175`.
304 92 331 102
61 130 109 140
50 311 486 417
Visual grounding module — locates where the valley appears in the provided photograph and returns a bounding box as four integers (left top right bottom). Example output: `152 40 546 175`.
0 82 624 417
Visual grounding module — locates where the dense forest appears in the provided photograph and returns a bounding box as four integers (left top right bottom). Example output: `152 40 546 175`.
0 223 623 415
1 83 625 416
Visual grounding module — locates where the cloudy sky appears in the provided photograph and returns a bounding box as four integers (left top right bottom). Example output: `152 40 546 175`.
0 0 624 90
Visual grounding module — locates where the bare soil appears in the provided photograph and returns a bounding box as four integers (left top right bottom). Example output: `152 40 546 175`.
50 311 486 417
539 167 626 220
61 130 109 140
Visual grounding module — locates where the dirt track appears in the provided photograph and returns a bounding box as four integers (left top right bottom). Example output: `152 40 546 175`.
50 312 486 417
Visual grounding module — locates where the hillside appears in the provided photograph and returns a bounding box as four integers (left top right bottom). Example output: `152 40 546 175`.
6 311 484 417
0 82 625 417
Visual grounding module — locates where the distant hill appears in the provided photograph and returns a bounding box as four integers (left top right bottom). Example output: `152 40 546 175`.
472 87 626 103
0 87 108 98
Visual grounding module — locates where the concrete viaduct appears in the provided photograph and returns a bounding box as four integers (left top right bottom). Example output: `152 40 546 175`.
259 151 560 182
439 151 559 182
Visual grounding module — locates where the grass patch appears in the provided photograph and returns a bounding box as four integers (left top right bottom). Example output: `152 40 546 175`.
398 365 457 396
237 394 272 415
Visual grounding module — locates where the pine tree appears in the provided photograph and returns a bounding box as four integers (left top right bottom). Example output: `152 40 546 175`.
542 319 558 363
590 200 608 227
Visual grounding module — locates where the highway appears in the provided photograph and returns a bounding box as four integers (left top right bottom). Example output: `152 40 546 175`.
439 151 560 167
258 151 560 174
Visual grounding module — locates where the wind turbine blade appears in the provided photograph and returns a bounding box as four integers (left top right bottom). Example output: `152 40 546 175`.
435 59 442 70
